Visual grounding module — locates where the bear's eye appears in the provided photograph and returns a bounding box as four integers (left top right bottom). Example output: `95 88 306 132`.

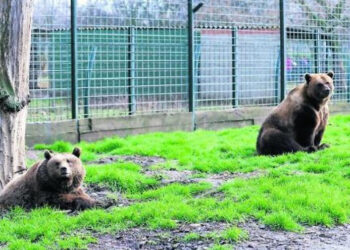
55 162 60 167
67 159 71 164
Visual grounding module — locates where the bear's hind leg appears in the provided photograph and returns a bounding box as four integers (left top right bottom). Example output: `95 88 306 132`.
258 128 310 156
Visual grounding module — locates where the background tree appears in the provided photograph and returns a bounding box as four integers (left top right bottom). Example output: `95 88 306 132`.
295 0 350 93
0 0 33 190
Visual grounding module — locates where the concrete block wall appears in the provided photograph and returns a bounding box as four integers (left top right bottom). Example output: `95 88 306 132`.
26 104 350 146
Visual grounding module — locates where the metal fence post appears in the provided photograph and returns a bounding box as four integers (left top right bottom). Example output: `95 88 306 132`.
188 2 203 131
188 0 194 115
279 0 286 102
128 27 136 115
314 29 320 73
71 0 78 119
232 26 237 108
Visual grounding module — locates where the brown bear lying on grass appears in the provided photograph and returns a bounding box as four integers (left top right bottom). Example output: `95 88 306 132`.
257 71 334 156
0 148 95 210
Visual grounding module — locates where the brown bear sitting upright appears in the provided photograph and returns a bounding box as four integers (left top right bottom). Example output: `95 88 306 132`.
257 71 334 156
0 148 95 210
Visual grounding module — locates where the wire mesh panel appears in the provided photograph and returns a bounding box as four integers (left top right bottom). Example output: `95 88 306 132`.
286 0 350 102
76 0 188 119
133 28 188 114
76 28 129 118
28 0 350 124
193 0 281 109
29 0 71 122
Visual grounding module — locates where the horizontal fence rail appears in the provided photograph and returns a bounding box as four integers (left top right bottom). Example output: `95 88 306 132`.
28 0 350 124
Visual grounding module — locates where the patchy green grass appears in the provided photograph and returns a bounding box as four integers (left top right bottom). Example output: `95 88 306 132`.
1 114 349 249
221 171 350 231
85 162 158 193
129 182 212 200
34 115 350 173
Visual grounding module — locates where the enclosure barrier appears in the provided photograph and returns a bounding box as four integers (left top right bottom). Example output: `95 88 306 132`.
27 0 350 144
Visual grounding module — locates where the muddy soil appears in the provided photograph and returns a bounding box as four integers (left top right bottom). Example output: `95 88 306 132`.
89 222 230 250
236 220 350 250
89 221 350 250
90 155 166 168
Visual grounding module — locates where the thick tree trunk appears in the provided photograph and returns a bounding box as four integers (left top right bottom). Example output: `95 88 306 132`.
0 0 33 190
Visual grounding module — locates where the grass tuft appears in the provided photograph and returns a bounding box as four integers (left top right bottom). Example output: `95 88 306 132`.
34 141 73 153
85 162 158 193
221 226 248 242
183 232 201 242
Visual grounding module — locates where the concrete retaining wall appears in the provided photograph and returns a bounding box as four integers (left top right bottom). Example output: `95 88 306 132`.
26 103 350 146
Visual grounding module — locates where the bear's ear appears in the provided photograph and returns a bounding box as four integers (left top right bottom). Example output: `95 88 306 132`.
327 71 334 79
304 73 312 84
44 151 52 160
72 147 81 158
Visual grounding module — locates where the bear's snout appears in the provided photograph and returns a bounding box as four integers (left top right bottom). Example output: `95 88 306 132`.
316 83 331 98
59 164 71 177
323 88 330 96
320 85 331 98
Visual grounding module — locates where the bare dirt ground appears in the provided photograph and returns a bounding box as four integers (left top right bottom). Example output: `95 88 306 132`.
90 155 166 168
88 222 350 250
90 222 230 250
236 221 350 250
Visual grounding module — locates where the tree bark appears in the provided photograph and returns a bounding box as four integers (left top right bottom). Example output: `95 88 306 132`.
0 0 33 190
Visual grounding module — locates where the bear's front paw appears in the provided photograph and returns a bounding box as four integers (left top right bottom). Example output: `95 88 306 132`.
318 143 330 150
72 198 95 211
306 146 317 153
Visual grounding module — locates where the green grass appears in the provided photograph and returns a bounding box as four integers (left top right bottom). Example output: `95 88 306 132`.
85 162 158 193
34 115 350 173
2 114 350 249
183 232 201 242
129 182 212 200
221 227 248 242
219 171 350 231
0 207 96 250
210 244 233 250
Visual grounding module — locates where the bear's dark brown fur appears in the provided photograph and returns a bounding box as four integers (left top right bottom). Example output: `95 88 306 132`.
257 71 334 155
0 148 95 210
